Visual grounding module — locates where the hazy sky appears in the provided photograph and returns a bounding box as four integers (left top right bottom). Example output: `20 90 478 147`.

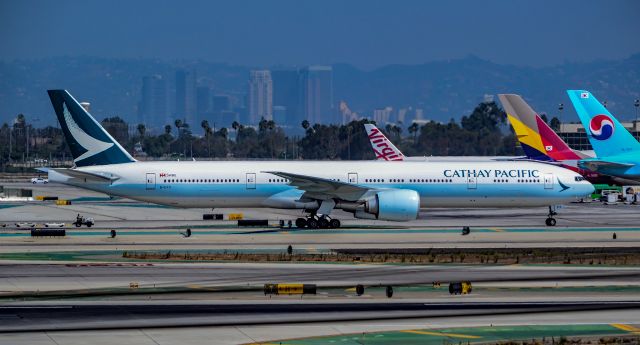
1 0 639 68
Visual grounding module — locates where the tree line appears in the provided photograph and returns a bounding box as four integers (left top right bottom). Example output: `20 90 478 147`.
2 100 558 168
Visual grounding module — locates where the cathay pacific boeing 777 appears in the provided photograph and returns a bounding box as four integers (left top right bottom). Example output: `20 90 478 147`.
44 90 594 227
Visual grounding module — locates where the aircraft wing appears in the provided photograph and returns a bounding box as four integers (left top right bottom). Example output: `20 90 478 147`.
264 171 374 202
47 168 119 182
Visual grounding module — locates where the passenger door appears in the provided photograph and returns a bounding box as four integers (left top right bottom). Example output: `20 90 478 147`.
348 172 358 184
145 173 156 190
544 173 554 189
467 176 477 189
246 173 256 189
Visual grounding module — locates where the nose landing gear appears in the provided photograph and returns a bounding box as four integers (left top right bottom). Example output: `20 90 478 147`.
545 206 557 226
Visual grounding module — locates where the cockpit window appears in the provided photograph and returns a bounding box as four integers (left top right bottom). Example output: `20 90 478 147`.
574 176 585 182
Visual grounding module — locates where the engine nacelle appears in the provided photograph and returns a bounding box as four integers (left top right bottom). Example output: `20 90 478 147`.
354 189 420 221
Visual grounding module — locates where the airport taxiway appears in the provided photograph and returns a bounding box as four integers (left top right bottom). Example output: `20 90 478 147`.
2 182 640 344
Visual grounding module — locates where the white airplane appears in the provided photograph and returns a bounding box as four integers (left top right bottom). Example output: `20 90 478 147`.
43 90 593 227
364 123 521 161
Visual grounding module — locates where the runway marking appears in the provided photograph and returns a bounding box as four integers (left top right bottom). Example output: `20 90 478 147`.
488 227 505 232
400 329 481 339
611 323 640 333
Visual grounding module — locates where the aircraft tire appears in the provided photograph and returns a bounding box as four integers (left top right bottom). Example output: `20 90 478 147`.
295 218 307 228
307 218 319 229
318 217 330 228
329 219 341 229
545 218 556 226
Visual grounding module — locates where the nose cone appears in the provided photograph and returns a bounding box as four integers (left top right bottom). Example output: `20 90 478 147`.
578 179 595 197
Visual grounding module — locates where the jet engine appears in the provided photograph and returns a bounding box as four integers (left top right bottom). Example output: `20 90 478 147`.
353 189 420 221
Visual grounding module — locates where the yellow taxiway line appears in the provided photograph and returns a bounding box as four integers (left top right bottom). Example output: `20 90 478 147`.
400 329 482 339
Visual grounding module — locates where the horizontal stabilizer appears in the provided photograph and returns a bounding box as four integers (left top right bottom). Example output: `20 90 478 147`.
48 168 118 182
579 159 634 171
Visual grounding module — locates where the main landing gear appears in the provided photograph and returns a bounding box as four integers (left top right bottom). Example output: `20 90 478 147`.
295 213 341 229
545 206 557 226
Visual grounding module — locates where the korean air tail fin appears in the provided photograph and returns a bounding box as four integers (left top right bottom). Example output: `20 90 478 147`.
499 94 584 161
567 90 640 158
47 90 135 167
364 124 405 161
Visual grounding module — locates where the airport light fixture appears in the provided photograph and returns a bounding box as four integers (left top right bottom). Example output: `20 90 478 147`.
558 103 564 125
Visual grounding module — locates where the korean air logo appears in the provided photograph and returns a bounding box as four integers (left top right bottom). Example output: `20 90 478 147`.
589 114 615 141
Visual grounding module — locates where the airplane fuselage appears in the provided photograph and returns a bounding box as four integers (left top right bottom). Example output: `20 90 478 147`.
50 160 594 209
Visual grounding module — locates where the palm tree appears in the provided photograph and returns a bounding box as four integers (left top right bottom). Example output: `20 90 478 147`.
301 120 310 130
164 125 172 135
136 124 146 140
201 120 212 157
408 122 419 143
232 121 240 131
174 119 183 136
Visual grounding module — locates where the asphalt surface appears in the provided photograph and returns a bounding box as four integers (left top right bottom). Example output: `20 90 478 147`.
2 301 640 332
3 263 640 293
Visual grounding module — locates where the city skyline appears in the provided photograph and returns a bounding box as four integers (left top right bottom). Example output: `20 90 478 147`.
2 53 640 131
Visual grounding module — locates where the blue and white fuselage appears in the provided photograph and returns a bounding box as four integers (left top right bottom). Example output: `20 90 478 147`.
50 160 593 209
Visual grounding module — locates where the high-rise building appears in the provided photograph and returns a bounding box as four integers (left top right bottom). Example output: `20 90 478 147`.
271 70 300 126
196 86 211 128
373 107 394 125
248 70 273 124
175 69 197 127
299 65 333 124
212 95 232 113
138 75 168 130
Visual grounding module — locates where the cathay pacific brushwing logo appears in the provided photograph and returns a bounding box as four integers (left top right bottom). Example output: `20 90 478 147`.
63 102 113 162
557 178 570 192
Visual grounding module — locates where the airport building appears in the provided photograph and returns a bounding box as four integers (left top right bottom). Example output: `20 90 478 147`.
558 120 640 151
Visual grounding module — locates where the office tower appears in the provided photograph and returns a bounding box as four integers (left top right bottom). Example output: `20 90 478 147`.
212 95 232 113
273 105 287 125
271 70 300 126
196 86 211 128
300 65 333 124
248 70 273 124
373 106 394 125
339 100 358 124
138 75 168 129
175 69 197 127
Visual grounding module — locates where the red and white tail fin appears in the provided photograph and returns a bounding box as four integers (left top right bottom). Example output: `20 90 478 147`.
364 124 405 161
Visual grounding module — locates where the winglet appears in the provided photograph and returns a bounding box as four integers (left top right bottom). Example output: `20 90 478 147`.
364 124 404 161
